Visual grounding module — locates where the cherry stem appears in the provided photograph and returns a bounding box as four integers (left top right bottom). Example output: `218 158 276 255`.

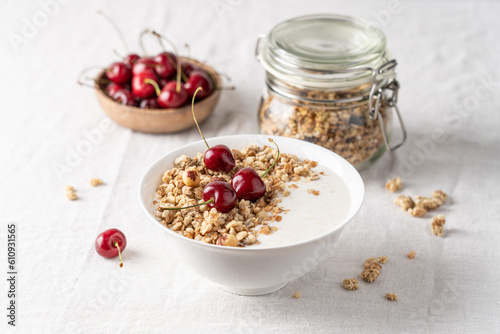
151 31 182 92
97 11 129 54
215 86 236 91
113 241 123 268
139 29 151 56
260 138 280 178
164 198 213 211
191 87 210 149
144 78 161 96
77 66 106 89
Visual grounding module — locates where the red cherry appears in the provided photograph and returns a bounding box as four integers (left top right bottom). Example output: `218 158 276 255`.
139 97 159 109
95 228 126 267
105 82 125 96
204 145 236 172
158 81 188 108
124 53 140 66
184 70 213 98
231 139 280 201
106 62 131 84
181 60 195 77
202 181 237 213
112 88 136 106
154 52 177 78
132 57 157 76
132 69 158 99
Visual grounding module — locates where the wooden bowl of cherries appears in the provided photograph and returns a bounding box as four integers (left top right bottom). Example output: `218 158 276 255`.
83 23 224 133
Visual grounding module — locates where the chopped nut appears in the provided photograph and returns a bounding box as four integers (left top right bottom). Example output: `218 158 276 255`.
414 196 441 210
89 178 104 187
361 269 380 282
408 207 427 217
293 292 301 299
216 233 238 247
385 177 402 193
377 255 388 264
182 169 201 187
431 190 448 204
65 186 74 191
66 191 78 201
394 195 415 211
407 251 416 259
343 278 359 290
386 293 398 300
431 215 446 237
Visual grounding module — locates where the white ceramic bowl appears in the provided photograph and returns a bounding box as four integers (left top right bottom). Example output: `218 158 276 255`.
139 135 364 295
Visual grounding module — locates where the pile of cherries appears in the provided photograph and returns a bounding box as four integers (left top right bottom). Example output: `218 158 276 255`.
166 88 280 214
104 42 214 109
84 12 215 109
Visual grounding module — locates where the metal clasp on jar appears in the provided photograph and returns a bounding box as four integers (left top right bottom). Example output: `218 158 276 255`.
368 60 407 152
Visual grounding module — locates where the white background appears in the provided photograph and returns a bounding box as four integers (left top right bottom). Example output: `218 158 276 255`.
1 0 499 333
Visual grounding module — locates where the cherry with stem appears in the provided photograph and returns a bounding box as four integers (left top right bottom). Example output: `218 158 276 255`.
190 87 235 172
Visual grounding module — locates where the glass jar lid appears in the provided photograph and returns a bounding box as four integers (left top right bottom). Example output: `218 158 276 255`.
257 14 393 89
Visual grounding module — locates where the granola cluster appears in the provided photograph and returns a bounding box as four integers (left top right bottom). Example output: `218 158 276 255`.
385 176 402 193
431 215 446 237
154 144 319 247
394 190 448 218
65 186 78 201
259 86 391 167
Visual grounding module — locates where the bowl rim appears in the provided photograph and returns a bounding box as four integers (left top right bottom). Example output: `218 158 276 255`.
95 57 221 115
138 134 365 252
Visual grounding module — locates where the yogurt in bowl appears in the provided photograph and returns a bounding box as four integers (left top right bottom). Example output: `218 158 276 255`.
139 134 364 295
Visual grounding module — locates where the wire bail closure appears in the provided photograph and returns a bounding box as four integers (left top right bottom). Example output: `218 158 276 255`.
368 59 407 152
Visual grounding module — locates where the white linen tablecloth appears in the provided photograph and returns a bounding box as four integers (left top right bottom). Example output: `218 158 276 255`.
1 0 499 333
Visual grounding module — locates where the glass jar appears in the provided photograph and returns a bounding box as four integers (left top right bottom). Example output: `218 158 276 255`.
256 14 406 170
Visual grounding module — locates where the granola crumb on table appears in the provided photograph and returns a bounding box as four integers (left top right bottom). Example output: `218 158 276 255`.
65 186 78 201
89 178 104 187
407 251 416 259
394 195 415 211
386 293 398 301
408 206 427 218
361 269 380 282
154 144 319 247
431 215 446 237
343 278 359 290
293 292 301 299
377 255 388 264
385 177 402 193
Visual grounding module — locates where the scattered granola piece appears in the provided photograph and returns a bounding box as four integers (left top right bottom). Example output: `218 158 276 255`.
394 195 415 211
408 207 427 217
386 293 398 301
89 178 104 187
365 260 382 270
431 215 446 237
182 169 200 187
66 190 78 201
361 269 380 282
385 177 402 193
65 185 74 191
377 255 388 264
414 196 441 210
293 292 301 299
407 251 416 259
431 190 448 204
307 189 320 196
364 257 378 267
343 278 359 290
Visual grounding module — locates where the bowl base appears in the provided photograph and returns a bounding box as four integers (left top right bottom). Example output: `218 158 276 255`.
216 283 287 296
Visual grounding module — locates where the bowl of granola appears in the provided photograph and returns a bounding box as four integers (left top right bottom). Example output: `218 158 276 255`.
139 134 364 295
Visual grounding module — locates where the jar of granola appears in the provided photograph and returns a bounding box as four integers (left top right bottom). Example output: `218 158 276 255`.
256 14 406 169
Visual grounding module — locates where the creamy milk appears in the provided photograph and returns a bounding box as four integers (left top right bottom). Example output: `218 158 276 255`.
252 164 351 248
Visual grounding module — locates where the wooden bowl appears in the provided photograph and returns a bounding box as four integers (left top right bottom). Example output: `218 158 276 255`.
95 58 221 133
